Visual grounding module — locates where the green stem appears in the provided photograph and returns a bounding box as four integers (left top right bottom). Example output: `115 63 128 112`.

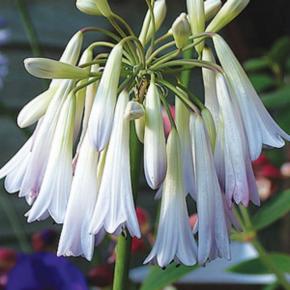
15 0 42 57
0 194 31 252
158 79 202 111
238 206 290 290
112 125 142 290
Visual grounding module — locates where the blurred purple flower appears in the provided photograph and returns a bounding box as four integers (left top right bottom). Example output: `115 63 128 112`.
0 17 9 88
6 252 89 290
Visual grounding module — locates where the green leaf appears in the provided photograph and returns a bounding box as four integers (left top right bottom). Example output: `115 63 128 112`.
261 85 290 109
140 264 198 290
249 74 276 92
252 189 290 231
268 37 290 68
244 57 270 72
227 253 290 274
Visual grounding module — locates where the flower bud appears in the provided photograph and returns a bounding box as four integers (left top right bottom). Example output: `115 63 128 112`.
124 100 145 120
204 0 222 20
24 58 90 80
139 0 167 45
76 0 112 17
186 0 205 55
201 108 216 149
59 31 84 65
171 13 191 49
206 0 249 33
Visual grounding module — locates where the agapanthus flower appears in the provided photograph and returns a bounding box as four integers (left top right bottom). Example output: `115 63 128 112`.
88 43 123 151
213 34 290 160
190 113 230 264
144 129 197 267
89 90 141 238
144 77 167 190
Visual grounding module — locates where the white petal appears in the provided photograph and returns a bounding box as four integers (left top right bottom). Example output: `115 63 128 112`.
89 90 141 238
213 35 290 160
58 134 101 260
175 97 195 198
27 94 75 223
19 80 73 200
191 114 230 264
144 129 197 267
88 44 123 151
144 81 167 190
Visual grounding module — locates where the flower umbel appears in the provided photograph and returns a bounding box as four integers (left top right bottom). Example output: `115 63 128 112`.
1 0 289 274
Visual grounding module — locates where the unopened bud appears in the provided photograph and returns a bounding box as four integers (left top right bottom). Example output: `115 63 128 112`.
24 58 90 80
204 0 222 20
60 31 84 65
76 0 112 17
171 13 191 49
139 0 167 45
125 101 145 120
186 0 205 55
206 0 249 33
201 108 216 149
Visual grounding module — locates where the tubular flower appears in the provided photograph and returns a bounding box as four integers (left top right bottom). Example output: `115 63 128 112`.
89 90 141 238
213 34 290 160
17 31 83 128
206 0 249 33
190 114 230 264
171 13 191 49
139 0 167 45
57 134 102 260
144 78 167 190
1 79 74 205
214 73 260 206
88 43 123 151
76 0 112 17
26 93 76 223
144 129 197 267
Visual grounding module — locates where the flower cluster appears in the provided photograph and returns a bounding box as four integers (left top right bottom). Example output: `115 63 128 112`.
1 0 289 267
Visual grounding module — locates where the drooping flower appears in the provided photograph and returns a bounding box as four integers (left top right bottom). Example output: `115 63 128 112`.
88 43 123 151
17 31 83 128
139 0 167 45
171 13 191 49
26 93 76 223
144 128 197 267
89 90 141 238
144 78 167 190
214 73 260 206
213 34 290 160
190 113 230 264
0 80 74 205
206 0 249 33
57 134 102 260
76 0 112 17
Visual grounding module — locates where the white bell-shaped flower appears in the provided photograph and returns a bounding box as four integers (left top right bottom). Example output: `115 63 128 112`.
144 128 197 267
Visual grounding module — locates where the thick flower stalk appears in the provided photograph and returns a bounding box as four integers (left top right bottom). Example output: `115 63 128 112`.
0 2 290 288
